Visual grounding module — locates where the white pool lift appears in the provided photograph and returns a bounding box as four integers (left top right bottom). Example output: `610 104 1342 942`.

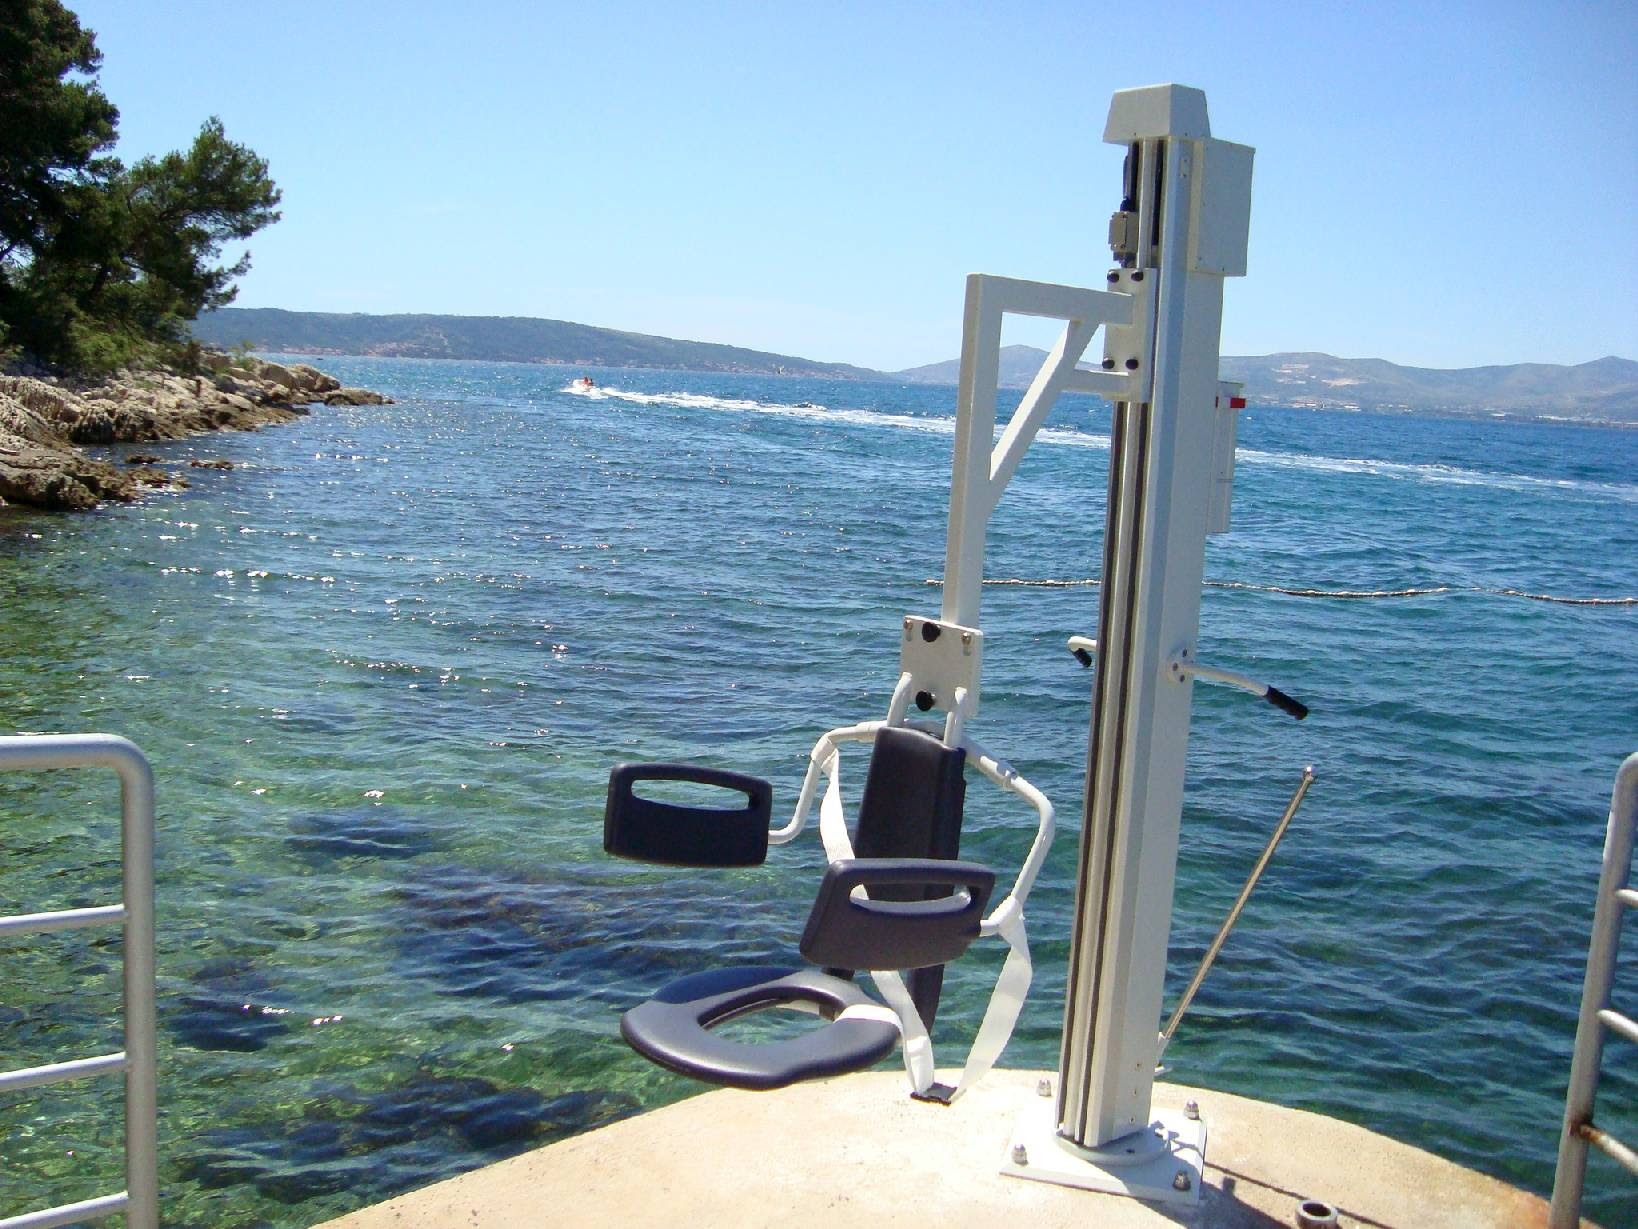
602 83 1327 1211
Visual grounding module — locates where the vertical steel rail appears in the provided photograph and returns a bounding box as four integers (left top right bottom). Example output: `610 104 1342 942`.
1057 135 1162 1146
0 734 157 1229
1054 86 1252 1156
1058 126 1230 1149
1550 751 1638 1228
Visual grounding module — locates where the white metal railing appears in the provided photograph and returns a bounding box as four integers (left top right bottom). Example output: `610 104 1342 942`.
0 735 157 1229
1550 751 1638 1228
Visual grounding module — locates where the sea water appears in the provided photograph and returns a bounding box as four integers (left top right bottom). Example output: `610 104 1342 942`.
1 357 1634 1227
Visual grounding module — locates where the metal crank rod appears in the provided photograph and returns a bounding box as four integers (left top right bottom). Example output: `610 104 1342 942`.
1157 765 1316 1058
1068 637 1308 721
1169 652 1308 720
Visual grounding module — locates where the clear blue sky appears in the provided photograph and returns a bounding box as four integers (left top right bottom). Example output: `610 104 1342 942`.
72 0 1636 372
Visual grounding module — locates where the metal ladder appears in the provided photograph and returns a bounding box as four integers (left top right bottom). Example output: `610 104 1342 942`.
1550 751 1638 1227
0 735 158 1229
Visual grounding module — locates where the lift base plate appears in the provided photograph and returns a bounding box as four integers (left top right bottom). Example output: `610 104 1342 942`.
1001 1102 1206 1209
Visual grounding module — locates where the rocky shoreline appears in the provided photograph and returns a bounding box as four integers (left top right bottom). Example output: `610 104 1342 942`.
0 357 389 511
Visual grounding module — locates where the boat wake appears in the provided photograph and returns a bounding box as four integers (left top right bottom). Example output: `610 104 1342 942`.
564 381 830 416
560 381 964 436
964 577 1638 605
1235 447 1638 504
561 383 1635 504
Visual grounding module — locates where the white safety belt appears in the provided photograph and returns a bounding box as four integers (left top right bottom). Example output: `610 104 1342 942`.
813 742 1035 1102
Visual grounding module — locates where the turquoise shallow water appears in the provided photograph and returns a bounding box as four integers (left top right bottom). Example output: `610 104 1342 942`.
2 357 1635 1226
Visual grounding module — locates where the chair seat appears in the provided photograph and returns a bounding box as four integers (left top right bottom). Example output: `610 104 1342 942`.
620 965 900 1090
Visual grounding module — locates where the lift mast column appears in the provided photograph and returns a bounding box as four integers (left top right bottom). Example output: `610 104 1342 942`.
1053 84 1252 1186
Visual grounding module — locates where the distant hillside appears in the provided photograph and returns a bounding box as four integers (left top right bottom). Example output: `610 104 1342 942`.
193 309 876 380
897 347 1638 422
1218 353 1638 421
197 308 1637 423
894 344 1096 389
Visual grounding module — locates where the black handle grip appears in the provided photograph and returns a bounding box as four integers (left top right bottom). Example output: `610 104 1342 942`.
831 860 995 921
610 762 770 795
800 858 995 971
1264 686 1309 721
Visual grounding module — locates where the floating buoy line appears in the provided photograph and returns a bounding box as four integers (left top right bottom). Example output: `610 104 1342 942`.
926 578 1637 606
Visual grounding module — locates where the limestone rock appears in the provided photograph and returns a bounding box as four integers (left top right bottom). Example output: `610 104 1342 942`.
287 363 340 396
0 353 386 511
131 466 186 489
321 387 390 406
0 381 124 508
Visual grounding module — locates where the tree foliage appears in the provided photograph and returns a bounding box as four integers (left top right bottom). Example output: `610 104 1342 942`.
0 0 280 372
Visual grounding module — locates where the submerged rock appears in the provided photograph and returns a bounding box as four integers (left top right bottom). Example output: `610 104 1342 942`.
131 465 185 489
166 957 295 1052
177 1067 638 1206
386 862 787 1005
286 805 447 861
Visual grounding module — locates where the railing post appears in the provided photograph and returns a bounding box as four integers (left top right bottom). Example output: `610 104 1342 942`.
116 740 158 1229
0 735 157 1229
1550 751 1638 1228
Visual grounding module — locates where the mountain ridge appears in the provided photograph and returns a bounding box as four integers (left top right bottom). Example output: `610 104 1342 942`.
1219 351 1638 420
193 308 875 380
900 346 1638 422
194 308 1637 422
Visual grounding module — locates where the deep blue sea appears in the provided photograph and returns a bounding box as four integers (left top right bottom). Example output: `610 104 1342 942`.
2 357 1635 1227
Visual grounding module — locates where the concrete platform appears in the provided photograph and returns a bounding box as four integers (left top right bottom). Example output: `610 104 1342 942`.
316 1070 1583 1228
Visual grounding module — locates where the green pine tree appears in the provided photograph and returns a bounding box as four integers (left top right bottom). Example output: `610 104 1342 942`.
0 0 281 372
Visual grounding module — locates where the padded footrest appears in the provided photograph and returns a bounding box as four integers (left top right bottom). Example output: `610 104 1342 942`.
620 965 900 1090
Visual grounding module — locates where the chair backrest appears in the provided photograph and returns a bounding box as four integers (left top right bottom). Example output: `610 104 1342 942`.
846 726 968 1027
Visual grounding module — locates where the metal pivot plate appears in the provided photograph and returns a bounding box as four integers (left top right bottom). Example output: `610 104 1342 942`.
1002 1102 1206 1209
899 616 982 715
